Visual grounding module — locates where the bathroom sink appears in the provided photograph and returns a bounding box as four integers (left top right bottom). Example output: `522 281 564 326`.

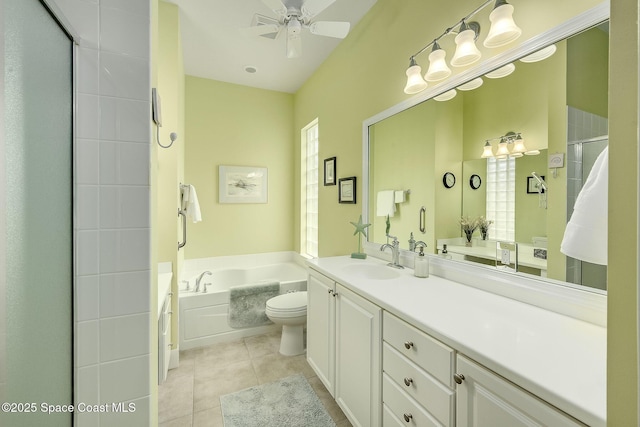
342 263 402 280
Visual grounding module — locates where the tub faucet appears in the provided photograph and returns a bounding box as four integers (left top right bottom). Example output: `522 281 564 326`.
381 235 404 269
195 271 212 292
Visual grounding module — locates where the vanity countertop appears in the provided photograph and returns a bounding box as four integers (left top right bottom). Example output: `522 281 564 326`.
307 255 606 427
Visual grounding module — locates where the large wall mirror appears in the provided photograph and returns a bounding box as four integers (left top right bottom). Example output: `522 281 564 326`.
363 4 609 293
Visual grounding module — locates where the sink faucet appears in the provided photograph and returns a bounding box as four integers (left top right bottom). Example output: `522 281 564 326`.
195 271 212 292
380 235 404 269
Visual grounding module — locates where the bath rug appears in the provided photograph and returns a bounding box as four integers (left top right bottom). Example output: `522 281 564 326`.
220 374 335 427
228 281 280 329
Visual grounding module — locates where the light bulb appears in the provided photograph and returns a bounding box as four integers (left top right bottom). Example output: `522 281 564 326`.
451 28 482 67
425 43 452 82
481 141 494 158
404 60 428 94
483 1 522 48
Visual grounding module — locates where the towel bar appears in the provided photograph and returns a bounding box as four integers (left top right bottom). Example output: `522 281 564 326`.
178 209 187 249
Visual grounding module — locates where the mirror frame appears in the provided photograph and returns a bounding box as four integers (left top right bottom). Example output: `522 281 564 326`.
361 3 609 317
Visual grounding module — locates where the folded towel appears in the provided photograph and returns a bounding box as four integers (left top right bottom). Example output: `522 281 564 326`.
228 282 280 329
394 190 406 203
182 184 202 223
561 146 608 265
376 190 395 217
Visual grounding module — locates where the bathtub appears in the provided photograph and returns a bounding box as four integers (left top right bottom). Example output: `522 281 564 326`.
178 259 307 350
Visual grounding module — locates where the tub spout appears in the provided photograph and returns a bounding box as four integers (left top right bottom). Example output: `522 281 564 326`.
195 271 212 292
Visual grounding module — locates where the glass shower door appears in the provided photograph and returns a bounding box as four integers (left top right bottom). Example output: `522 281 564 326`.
2 0 73 425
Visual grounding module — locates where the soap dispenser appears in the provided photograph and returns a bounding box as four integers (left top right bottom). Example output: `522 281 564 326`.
414 246 429 278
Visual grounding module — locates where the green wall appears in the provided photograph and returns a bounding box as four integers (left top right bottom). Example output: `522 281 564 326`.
184 77 294 258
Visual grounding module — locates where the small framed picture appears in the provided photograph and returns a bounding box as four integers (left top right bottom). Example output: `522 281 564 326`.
219 165 268 203
338 176 356 204
527 175 546 194
324 157 336 186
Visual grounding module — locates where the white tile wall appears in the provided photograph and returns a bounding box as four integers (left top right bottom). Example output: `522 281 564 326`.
50 0 152 425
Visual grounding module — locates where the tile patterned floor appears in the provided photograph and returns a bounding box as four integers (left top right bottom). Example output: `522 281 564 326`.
158 331 352 427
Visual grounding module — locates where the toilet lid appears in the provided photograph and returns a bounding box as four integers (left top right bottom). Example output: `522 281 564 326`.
267 291 307 311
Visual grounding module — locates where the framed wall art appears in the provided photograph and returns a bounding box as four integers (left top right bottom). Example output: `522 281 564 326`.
324 157 336 186
338 176 356 204
219 165 268 203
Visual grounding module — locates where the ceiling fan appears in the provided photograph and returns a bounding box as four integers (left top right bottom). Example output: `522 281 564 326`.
245 0 351 58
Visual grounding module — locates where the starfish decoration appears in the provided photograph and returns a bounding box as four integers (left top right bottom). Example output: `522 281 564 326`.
350 215 371 239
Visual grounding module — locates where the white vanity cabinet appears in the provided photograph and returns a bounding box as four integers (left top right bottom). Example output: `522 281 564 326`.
307 268 382 427
382 312 455 426
455 355 585 427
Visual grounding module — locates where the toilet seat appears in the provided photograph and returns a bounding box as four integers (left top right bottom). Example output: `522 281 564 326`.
266 292 307 318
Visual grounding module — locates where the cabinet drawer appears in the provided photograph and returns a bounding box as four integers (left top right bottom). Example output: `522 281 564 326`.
383 312 454 387
383 343 454 426
383 404 405 427
383 373 442 427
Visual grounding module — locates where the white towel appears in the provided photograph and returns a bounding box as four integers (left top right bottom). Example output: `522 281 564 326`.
182 184 202 223
561 146 608 265
394 190 406 204
376 190 395 217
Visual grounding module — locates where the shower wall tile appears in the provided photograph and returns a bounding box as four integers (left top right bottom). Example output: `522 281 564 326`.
76 139 100 184
101 0 149 19
77 185 100 229
52 0 99 49
76 275 100 321
76 320 99 367
100 355 150 403
76 230 100 276
100 52 150 101
99 229 151 273
75 365 100 426
99 141 150 185
76 94 100 140
100 186 150 229
100 97 150 143
100 313 149 361
100 6 150 59
101 396 150 426
77 47 100 95
100 271 151 318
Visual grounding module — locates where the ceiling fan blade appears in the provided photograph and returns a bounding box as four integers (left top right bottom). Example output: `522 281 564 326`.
301 0 337 19
309 21 350 38
261 0 288 16
287 33 302 58
241 24 281 37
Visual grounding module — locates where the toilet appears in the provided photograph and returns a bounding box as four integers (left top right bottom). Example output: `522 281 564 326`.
265 291 307 356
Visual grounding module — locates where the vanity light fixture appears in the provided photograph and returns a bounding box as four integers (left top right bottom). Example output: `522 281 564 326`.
425 41 452 81
483 0 522 48
402 0 522 95
434 89 457 102
485 63 515 79
458 77 484 91
403 57 428 94
481 131 532 159
520 44 557 63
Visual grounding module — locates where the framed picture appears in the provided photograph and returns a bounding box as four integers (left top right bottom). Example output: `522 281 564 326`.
338 176 356 204
527 175 546 194
219 165 268 203
324 157 337 186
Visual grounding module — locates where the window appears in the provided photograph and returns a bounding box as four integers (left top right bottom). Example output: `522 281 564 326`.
301 119 319 258
486 157 515 241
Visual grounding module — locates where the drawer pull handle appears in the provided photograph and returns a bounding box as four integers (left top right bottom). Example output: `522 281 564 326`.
403 377 413 387
328 289 333 295
403 413 413 423
454 373 465 384
404 341 414 350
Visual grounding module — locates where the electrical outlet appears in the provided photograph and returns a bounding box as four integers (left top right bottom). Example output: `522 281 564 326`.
501 249 510 265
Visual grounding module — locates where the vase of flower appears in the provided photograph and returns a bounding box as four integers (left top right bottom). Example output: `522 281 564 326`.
459 216 479 247
477 216 493 241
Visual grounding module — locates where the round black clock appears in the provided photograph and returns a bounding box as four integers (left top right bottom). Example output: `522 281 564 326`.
443 172 456 189
470 174 482 190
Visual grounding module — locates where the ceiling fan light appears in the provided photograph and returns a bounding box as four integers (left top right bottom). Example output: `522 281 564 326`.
483 1 522 48
404 59 428 94
451 26 482 67
424 43 452 82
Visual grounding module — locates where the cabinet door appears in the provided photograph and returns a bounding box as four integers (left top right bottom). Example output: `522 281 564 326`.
456 355 585 427
306 270 336 395
335 284 382 427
